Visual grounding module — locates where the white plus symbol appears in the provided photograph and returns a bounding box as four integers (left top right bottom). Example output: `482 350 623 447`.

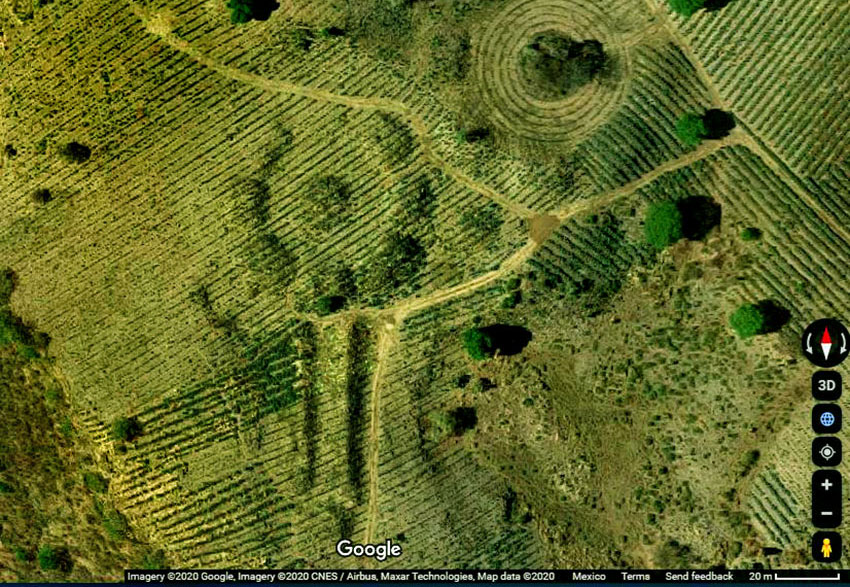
822 479 834 491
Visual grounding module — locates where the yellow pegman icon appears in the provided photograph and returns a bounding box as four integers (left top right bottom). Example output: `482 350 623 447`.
822 538 833 559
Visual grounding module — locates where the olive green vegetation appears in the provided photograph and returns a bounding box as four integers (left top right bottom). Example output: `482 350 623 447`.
519 33 606 99
667 0 706 17
644 201 684 250
462 327 494 360
741 227 762 241
360 231 426 303
675 113 707 146
0 268 47 358
31 188 52 205
111 417 142 442
426 407 478 442
459 204 503 238
83 472 108 494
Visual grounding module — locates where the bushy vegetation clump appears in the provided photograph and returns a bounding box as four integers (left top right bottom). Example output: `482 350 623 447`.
58 141 91 163
519 33 606 99
37 546 59 571
644 201 684 250
111 417 142 442
360 231 426 302
226 0 279 24
31 188 52 205
741 227 762 241
667 0 706 17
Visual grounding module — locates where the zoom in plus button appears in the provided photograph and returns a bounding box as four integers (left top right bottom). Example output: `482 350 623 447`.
813 437 842 467
813 404 842 434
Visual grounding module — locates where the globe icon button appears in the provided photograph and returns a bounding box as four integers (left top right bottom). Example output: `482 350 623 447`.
814 404 842 434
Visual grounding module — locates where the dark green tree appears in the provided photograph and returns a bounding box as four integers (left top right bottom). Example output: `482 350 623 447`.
644 200 684 250
226 0 279 24
667 0 706 16
31 188 52 205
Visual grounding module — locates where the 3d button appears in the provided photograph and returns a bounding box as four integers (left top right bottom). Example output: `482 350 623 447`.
812 437 842 467
812 470 842 528
813 404 842 434
802 319 849 368
812 531 842 563
813 371 842 401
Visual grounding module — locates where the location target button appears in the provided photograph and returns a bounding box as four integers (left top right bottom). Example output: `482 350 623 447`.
813 436 842 467
802 319 850 368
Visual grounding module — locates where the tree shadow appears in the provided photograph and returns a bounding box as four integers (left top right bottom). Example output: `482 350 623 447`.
480 324 533 356
678 196 722 241
251 0 279 21
703 0 737 12
449 407 478 434
756 300 791 333
703 109 736 139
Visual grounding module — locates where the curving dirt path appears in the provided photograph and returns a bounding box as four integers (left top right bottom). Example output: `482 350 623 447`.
131 4 536 221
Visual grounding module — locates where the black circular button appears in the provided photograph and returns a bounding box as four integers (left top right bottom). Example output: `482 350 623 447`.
802 319 849 368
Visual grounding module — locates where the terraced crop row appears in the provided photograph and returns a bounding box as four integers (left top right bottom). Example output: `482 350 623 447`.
681 0 849 179
571 40 714 199
746 469 802 548
75 318 374 567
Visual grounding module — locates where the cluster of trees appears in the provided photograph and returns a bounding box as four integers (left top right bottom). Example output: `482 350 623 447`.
426 407 478 443
58 141 91 164
111 417 142 442
675 110 736 146
519 33 607 98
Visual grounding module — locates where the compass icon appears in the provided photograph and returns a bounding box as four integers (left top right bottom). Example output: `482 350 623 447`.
802 319 850 368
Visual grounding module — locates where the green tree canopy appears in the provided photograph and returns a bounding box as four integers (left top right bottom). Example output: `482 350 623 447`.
226 0 279 24
667 0 706 16
37 546 58 571
675 113 708 146
462 327 494 360
730 300 789 338
644 200 684 250
729 303 766 338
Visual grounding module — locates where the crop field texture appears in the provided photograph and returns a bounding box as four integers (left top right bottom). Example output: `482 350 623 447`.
0 0 847 572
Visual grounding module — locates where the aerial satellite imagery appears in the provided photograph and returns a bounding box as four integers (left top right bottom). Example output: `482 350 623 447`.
0 0 847 579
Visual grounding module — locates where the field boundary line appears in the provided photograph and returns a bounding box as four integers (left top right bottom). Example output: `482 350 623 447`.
363 318 394 549
129 3 535 220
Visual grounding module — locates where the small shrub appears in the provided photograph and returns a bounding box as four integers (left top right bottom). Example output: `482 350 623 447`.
13 547 28 562
58 141 91 163
140 549 167 570
112 416 142 442
83 472 108 493
644 201 684 250
315 295 346 316
4 144 17 158
0 480 13 494
288 27 314 51
31 188 52 205
741 227 762 241
37 546 58 570
0 268 14 305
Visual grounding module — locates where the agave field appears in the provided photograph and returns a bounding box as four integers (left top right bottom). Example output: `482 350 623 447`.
0 0 847 572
